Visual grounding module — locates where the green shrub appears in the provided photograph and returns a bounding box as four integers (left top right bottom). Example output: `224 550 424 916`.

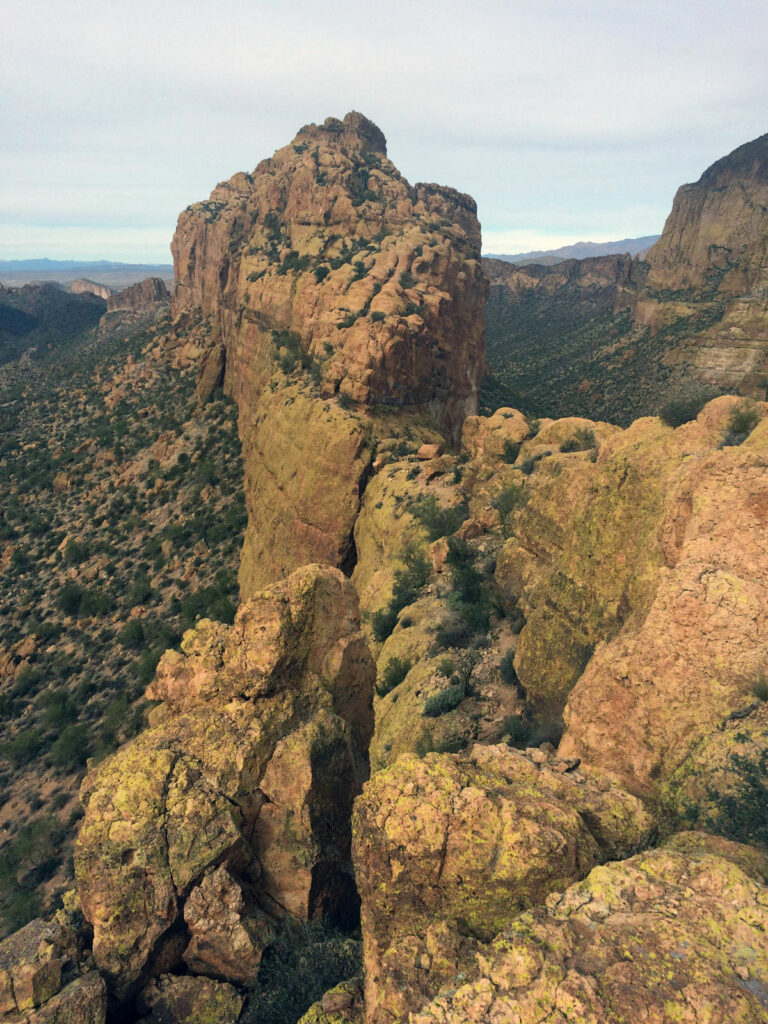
708 749 768 846
50 724 90 769
492 482 527 519
752 676 768 702
399 270 415 289
63 539 88 564
722 400 760 445
313 265 330 283
659 392 716 427
423 681 469 718
371 311 385 322
408 495 467 541
244 922 361 1024
502 439 520 463
376 657 411 698
559 427 596 452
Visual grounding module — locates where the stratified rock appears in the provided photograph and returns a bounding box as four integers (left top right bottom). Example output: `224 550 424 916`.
352 744 651 1024
170 111 487 590
75 565 374 998
410 835 768 1024
137 975 242 1024
106 278 170 313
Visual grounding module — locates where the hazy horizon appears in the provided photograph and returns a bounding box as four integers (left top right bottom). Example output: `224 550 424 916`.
2 0 767 263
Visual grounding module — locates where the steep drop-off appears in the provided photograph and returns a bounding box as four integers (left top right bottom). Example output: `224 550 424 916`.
170 111 487 593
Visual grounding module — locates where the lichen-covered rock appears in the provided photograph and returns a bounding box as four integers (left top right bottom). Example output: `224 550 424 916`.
410 835 768 1024
28 973 106 1024
659 700 768 837
297 977 364 1024
182 864 273 982
352 744 651 1023
171 111 487 590
0 919 64 1018
75 565 374 998
137 975 242 1024
559 403 768 795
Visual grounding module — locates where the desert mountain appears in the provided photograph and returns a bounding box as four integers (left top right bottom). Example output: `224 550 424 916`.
484 132 768 424
487 233 659 265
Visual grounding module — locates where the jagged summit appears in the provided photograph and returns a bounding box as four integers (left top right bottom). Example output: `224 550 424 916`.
290 110 388 157
171 112 486 591
698 130 768 187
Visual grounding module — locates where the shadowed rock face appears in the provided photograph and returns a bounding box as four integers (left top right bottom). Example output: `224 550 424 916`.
74 565 374 1000
170 111 487 592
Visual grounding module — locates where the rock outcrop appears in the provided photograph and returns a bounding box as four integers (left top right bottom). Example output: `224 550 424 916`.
69 279 113 301
106 277 170 313
483 132 768 424
74 565 374 1000
170 111 487 591
410 834 768 1024
352 745 651 1023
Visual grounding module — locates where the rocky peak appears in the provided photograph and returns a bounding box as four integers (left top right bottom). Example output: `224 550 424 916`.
645 131 768 294
171 112 487 591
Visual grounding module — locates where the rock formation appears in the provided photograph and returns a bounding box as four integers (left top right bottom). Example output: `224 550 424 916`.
483 132 768 424
410 834 768 1024
353 744 651 1023
106 277 170 313
74 565 374 1000
69 279 113 301
170 111 487 592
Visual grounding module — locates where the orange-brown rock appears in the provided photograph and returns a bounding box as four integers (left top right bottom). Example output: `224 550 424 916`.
352 744 651 1024
170 111 487 590
69 278 113 301
410 833 768 1024
558 402 768 796
75 565 374 998
106 277 170 313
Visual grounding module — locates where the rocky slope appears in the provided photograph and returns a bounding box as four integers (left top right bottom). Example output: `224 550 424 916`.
170 111 487 592
0 310 245 939
484 132 768 424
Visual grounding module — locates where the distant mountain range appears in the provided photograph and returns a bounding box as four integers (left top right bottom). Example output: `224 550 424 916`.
486 235 660 266
0 259 174 288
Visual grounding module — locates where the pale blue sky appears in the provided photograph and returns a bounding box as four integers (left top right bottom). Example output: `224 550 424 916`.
2 0 767 261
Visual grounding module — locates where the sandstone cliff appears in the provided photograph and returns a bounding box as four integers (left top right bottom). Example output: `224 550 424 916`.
170 111 487 592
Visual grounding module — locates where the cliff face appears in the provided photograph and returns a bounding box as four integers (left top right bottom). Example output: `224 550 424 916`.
106 276 170 312
171 111 485 432
171 111 487 592
645 133 768 295
483 132 768 423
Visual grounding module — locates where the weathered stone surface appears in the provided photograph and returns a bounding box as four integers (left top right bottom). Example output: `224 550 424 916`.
170 111 486 590
106 278 170 313
559 403 768 795
75 565 374 997
138 974 242 1024
298 977 364 1024
410 835 768 1024
352 744 651 1023
182 864 272 982
28 973 106 1024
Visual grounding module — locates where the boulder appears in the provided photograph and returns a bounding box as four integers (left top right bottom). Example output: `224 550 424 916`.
75 565 374 998
410 835 768 1024
352 744 651 1023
